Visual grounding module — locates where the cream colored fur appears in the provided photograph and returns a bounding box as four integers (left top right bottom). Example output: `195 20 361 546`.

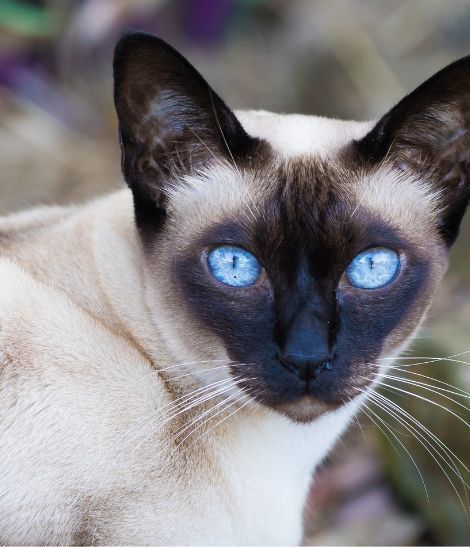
0 111 445 544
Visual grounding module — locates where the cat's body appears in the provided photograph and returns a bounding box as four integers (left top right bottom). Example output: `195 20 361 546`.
0 182 359 544
0 32 468 544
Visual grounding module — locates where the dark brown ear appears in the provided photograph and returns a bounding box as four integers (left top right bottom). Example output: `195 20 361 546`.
355 56 470 246
113 31 256 230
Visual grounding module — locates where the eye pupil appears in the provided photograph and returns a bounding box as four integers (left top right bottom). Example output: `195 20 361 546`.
346 248 400 289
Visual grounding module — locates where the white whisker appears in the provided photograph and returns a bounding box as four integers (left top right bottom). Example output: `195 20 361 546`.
377 349 470 368
178 394 253 458
171 363 253 381
368 363 470 397
365 389 469 516
372 390 470 477
378 382 469 428
155 359 229 373
166 377 259 455
359 396 430 503
372 372 470 408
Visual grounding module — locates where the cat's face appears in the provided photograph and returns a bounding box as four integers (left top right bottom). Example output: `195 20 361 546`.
114 32 469 422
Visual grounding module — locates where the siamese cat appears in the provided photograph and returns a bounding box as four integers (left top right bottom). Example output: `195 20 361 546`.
0 31 468 544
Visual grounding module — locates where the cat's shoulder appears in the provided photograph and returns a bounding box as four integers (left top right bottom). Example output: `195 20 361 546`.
0 204 75 251
0 257 154 389
0 257 78 324
0 258 92 364
0 257 45 321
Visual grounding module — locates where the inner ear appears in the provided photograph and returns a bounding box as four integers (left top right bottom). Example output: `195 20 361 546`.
355 56 470 246
113 31 259 229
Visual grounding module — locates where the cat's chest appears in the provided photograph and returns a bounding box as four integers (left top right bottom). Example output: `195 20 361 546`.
195 405 360 544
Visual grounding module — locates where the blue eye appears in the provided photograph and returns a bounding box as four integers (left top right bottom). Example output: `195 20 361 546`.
346 248 400 289
208 246 262 287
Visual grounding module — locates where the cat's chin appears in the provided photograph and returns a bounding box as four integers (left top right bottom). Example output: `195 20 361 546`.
271 396 340 424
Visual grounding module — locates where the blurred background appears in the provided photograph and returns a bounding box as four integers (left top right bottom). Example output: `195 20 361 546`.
0 0 469 544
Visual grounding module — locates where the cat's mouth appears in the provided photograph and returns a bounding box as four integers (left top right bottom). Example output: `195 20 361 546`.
230 357 370 423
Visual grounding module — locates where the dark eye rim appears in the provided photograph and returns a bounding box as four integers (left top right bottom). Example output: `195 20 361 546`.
341 246 404 291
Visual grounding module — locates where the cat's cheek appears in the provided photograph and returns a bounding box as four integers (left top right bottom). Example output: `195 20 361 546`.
336 254 433 362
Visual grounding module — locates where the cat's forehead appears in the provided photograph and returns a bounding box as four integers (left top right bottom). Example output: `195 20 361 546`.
167 112 441 244
235 110 374 157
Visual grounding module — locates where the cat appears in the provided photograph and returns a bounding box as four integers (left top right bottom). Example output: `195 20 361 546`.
0 30 468 544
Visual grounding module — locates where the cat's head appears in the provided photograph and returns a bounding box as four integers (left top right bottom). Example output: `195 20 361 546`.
113 32 469 422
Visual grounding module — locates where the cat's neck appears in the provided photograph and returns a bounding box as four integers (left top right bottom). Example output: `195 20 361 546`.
87 190 172 365
198 397 363 544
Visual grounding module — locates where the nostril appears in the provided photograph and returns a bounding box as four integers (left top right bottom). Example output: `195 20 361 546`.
279 353 333 383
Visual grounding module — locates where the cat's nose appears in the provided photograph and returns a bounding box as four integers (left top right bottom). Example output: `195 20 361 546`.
279 353 333 384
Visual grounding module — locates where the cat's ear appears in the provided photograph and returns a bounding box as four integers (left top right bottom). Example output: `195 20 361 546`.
113 31 255 228
356 56 470 246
